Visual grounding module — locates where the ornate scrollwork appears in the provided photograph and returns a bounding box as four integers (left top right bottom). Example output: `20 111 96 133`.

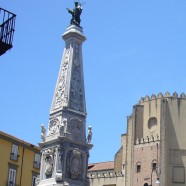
53 46 71 110
69 44 84 112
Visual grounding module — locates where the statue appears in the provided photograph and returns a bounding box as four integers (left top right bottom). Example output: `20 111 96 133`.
41 124 46 142
59 119 67 136
87 126 92 143
67 1 83 27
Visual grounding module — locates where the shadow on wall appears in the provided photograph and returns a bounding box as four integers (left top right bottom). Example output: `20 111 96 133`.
164 98 185 185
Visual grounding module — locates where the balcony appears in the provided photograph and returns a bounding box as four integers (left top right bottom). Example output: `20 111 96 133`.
0 8 16 56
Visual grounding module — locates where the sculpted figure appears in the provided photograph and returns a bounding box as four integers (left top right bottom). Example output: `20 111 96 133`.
87 126 92 143
41 124 46 142
45 155 54 178
59 119 67 136
67 2 82 27
44 149 55 178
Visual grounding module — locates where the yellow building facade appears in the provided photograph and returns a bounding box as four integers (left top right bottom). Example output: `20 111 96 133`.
0 131 41 186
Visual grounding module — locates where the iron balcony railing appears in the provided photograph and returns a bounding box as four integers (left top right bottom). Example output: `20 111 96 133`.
0 8 16 55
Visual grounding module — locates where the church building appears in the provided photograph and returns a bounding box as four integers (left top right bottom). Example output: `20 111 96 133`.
88 92 186 186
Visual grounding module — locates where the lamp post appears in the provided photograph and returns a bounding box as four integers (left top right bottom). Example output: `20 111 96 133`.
155 178 160 185
150 167 160 186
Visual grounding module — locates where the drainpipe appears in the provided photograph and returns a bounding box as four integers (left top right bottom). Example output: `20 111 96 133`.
20 146 25 186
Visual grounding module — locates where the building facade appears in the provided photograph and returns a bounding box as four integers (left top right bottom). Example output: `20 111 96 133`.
88 161 124 186
89 92 186 186
0 130 40 186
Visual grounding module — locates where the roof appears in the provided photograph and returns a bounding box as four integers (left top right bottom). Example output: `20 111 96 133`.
0 130 40 152
88 161 114 172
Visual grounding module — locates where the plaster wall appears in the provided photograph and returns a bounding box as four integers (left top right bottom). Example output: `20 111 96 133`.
140 98 161 139
165 97 186 185
89 176 125 186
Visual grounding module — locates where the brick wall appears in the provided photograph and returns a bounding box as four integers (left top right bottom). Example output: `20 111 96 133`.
132 142 160 186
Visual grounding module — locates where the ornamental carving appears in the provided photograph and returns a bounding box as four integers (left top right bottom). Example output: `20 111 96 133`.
43 148 55 179
69 44 83 112
69 149 82 180
53 46 71 110
68 117 82 137
49 118 59 134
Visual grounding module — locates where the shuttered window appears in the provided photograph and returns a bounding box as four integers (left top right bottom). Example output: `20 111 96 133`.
8 168 16 186
34 153 40 169
10 144 18 161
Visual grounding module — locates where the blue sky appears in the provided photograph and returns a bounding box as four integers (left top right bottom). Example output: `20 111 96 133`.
1 0 186 163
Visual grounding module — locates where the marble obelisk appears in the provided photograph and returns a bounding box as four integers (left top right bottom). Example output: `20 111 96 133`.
38 3 93 186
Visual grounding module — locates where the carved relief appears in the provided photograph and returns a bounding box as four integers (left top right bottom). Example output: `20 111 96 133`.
68 117 83 140
49 118 59 134
69 149 82 180
69 44 84 112
43 148 56 178
55 147 64 182
52 46 71 111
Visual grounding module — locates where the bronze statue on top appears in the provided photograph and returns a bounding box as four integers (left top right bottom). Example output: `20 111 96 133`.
67 1 83 27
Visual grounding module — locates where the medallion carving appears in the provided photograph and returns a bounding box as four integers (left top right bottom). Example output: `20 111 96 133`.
68 117 82 139
49 118 59 134
69 149 82 180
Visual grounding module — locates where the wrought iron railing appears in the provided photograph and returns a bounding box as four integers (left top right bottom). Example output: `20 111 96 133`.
0 8 16 55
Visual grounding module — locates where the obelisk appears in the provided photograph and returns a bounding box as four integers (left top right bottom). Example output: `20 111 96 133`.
38 2 92 186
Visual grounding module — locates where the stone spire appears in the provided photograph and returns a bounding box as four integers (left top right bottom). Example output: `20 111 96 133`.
50 25 86 117
38 24 92 186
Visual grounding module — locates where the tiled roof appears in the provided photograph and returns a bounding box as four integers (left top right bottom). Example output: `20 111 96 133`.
88 161 114 171
0 130 40 151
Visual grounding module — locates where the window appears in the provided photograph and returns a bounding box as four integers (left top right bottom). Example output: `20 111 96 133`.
136 162 141 173
32 175 39 186
137 165 141 173
152 162 157 171
152 160 157 171
10 144 18 161
33 153 40 169
8 168 16 186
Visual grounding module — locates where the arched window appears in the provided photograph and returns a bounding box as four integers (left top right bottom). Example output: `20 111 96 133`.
152 159 157 171
136 161 141 173
144 183 148 186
